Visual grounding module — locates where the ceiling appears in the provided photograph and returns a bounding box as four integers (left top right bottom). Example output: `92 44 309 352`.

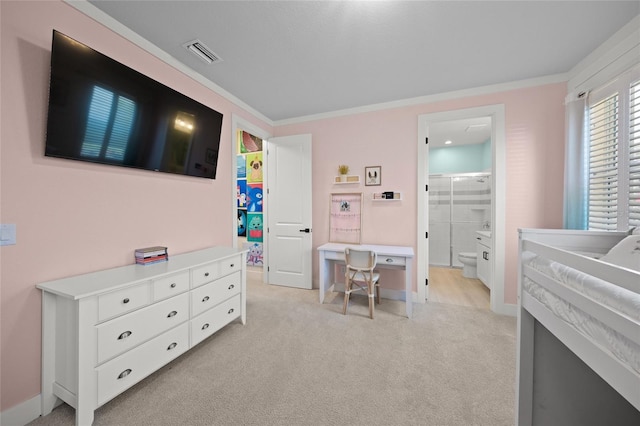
83 1 639 124
429 116 492 147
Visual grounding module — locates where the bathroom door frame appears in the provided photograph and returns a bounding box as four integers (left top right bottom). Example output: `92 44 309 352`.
417 104 507 315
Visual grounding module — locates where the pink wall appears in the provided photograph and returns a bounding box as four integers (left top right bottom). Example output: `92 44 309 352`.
0 1 272 411
276 83 566 301
1 0 566 414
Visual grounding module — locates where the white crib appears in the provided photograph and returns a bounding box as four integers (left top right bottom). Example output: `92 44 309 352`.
517 228 640 425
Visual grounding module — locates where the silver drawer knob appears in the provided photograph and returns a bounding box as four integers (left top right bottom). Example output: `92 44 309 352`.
167 342 177 351
118 369 132 379
122 298 130 304
202 323 209 330
167 310 178 318
202 296 210 302
385 258 393 263
228 308 234 315
228 284 234 290
170 283 176 288
204 272 209 277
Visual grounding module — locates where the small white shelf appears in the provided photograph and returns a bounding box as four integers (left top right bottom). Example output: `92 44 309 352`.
334 175 360 184
372 192 402 201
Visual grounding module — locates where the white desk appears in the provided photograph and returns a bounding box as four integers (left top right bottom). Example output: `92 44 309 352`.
317 243 415 318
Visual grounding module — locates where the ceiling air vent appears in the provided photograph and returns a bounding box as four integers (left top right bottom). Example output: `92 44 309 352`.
183 39 222 65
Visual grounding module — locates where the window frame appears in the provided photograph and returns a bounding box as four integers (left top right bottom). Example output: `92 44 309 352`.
586 65 640 232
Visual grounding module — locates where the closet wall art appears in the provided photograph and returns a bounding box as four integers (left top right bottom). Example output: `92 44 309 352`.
237 130 264 265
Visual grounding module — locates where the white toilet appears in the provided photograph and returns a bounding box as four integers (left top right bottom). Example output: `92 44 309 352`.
458 252 478 278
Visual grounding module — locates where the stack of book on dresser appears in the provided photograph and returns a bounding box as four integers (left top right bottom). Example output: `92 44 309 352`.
135 246 168 265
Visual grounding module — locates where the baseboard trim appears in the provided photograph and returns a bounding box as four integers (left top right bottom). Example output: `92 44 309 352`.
1 395 41 426
496 302 518 317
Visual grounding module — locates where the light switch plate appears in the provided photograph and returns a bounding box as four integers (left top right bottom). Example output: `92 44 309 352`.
0 224 16 246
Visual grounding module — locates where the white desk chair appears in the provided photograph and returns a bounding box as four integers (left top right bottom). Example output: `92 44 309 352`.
343 247 381 319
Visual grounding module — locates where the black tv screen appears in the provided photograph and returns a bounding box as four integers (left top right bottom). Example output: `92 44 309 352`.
45 30 223 179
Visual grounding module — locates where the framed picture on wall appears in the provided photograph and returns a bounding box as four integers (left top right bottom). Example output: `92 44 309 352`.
365 166 381 186
237 179 247 208
247 213 263 242
246 152 263 183
246 183 263 212
237 209 247 237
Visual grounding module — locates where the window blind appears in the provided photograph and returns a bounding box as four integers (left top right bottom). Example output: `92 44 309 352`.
81 85 135 162
105 96 135 161
629 80 640 226
588 93 619 231
81 86 113 158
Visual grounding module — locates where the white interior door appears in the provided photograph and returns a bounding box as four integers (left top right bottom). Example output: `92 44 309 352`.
265 134 312 289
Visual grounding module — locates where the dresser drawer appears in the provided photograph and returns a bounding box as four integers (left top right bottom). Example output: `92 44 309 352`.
98 282 151 323
219 255 242 278
153 271 189 301
96 322 189 406
378 255 406 266
96 292 189 364
191 294 241 347
191 262 218 288
191 271 242 317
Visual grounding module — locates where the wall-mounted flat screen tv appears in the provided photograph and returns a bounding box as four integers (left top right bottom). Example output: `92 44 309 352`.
45 30 223 179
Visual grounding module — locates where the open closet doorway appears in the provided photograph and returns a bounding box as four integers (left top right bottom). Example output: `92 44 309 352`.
231 115 313 289
417 105 508 315
231 115 271 284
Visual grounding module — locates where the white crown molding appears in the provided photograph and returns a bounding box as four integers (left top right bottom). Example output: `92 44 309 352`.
64 0 274 126
567 14 640 94
274 73 568 126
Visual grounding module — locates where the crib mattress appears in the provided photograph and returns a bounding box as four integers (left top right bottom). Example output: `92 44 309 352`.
522 253 640 375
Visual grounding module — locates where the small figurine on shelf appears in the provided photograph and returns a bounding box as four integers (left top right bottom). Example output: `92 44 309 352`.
338 164 349 182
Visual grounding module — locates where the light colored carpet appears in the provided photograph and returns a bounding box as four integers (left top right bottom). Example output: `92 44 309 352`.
28 277 517 426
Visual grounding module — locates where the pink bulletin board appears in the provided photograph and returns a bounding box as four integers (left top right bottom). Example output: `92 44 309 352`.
329 192 363 244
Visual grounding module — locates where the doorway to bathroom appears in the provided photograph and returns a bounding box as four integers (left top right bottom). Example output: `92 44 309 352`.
417 104 507 314
427 118 492 310
429 172 492 309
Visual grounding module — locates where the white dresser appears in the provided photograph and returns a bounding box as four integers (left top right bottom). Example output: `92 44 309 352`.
37 246 247 426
